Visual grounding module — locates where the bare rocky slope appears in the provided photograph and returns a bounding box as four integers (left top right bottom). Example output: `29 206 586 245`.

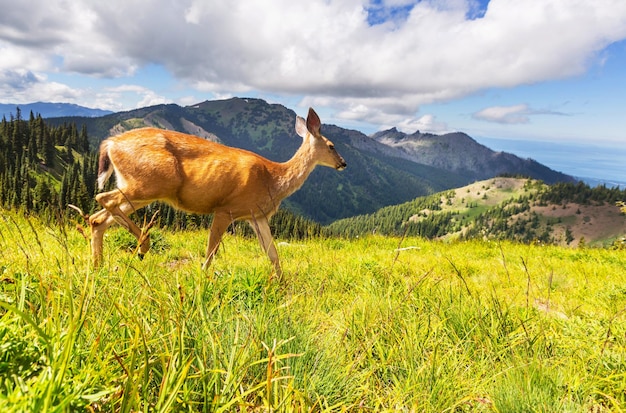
371 128 574 184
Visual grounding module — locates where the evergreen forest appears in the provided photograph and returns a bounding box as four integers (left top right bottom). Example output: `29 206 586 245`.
326 178 626 247
0 109 94 218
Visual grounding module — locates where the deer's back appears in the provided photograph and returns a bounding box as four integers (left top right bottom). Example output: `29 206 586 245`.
106 128 281 217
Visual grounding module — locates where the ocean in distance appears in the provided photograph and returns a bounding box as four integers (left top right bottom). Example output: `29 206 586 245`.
476 137 625 189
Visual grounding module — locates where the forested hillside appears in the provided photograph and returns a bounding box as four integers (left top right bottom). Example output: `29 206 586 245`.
0 108 97 218
326 177 626 248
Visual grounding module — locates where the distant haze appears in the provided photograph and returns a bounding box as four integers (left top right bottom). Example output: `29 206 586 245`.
476 137 625 187
0 102 113 119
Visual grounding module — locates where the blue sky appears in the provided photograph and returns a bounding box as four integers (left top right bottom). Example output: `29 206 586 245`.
1 0 626 154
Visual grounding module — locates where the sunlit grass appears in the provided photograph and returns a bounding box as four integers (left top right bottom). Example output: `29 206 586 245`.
1 209 625 411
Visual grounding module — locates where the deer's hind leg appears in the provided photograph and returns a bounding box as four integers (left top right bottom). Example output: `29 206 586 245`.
91 189 151 265
89 208 115 267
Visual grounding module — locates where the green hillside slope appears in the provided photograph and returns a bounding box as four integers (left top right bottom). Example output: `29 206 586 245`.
326 177 626 247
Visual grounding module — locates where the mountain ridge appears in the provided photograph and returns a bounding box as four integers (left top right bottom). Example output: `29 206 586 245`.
0 102 113 119
371 128 571 184
43 97 575 224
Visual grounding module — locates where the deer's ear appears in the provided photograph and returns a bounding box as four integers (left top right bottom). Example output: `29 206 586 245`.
306 108 321 135
295 115 308 138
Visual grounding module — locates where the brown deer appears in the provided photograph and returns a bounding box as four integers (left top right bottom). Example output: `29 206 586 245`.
87 108 346 277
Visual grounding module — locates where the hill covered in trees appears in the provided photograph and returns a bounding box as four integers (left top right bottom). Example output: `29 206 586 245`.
325 177 626 248
0 108 96 219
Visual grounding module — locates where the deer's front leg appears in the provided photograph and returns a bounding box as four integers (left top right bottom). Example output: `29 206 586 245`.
249 217 282 280
95 190 151 257
202 213 231 271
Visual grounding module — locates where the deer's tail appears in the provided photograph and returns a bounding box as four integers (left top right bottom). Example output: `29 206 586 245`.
97 140 113 190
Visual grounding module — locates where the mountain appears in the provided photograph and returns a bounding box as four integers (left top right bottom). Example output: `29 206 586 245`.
46 97 575 224
371 128 573 184
0 102 113 119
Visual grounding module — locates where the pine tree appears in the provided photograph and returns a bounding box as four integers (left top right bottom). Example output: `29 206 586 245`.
28 129 38 164
10 108 25 162
60 169 70 209
43 128 56 167
33 114 45 149
79 124 90 152
11 163 21 209
65 142 74 164
33 178 52 212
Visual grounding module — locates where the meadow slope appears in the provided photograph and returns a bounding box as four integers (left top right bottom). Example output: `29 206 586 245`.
1 209 625 412
327 177 626 248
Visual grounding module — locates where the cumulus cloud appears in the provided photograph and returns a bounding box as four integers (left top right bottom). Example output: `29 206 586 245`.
92 85 171 112
473 104 532 124
0 69 81 103
330 99 450 133
395 114 451 134
1 0 625 127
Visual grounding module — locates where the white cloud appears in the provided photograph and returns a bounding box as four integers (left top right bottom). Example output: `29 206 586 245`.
0 41 53 75
177 95 203 107
91 85 171 112
473 104 568 124
396 114 451 134
327 96 451 133
0 0 625 128
473 104 532 124
0 69 81 104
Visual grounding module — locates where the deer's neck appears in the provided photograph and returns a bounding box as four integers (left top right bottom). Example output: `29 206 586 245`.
274 141 316 199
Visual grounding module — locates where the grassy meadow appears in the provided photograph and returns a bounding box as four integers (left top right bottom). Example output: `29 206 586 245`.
1 209 625 412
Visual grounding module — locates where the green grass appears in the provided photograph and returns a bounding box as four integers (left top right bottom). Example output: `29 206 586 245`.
1 209 625 411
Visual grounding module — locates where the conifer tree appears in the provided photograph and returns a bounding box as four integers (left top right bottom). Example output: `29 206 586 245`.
79 124 90 152
33 178 52 212
43 128 56 167
28 129 38 163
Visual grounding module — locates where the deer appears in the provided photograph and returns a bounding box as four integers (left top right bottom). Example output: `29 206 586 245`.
86 107 346 278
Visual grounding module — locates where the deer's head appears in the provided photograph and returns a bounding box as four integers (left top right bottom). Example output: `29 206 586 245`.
296 108 347 171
